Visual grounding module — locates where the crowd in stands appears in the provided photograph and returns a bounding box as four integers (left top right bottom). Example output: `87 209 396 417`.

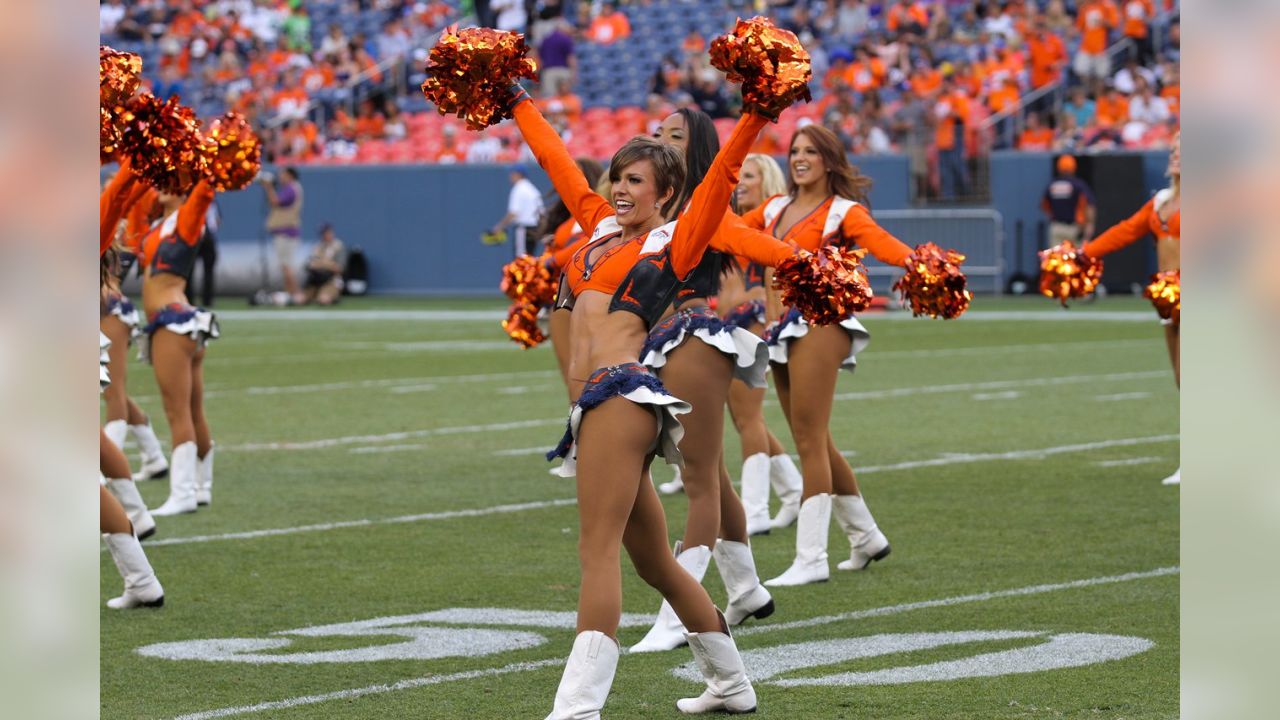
102 1 1179 199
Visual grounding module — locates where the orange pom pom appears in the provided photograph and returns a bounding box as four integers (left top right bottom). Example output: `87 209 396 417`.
500 255 557 307
502 302 546 349
116 94 215 194
101 106 123 165
893 242 972 319
205 111 262 191
421 26 539 131
772 246 873 325
709 17 812 118
1039 240 1103 306
1143 270 1180 325
100 46 142 108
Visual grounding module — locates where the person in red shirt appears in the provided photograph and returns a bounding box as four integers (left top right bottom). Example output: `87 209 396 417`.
1018 111 1055 150
586 2 631 44
934 75 970 199
1074 0 1120 94
353 99 386 141
987 76 1020 114
1121 0 1156 64
886 0 930 36
1026 17 1068 89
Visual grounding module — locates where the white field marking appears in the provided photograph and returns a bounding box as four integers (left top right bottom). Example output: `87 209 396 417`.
387 384 443 394
497 386 533 395
223 370 1166 453
866 338 1149 360
735 566 1179 637
853 434 1178 475
168 369 555 401
169 567 1177 720
333 340 521 352
1095 391 1153 402
348 444 427 455
493 446 553 457
140 435 1173 550
141 498 578 548
226 418 563 452
972 390 1021 401
827 370 1166 403
168 658 563 720
214 309 1153 323
1095 456 1162 467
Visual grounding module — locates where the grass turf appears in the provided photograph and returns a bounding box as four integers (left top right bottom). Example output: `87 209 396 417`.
101 296 1178 719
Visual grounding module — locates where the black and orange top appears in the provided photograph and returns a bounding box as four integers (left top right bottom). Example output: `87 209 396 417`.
137 180 215 278
741 193 913 267
1083 188 1180 271
514 97 768 328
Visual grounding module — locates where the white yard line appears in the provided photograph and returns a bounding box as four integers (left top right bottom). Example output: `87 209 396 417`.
348 444 428 454
493 446 555 457
866 338 1148 360
1095 456 1163 467
1094 392 1153 402
144 435 1174 550
169 566 1178 720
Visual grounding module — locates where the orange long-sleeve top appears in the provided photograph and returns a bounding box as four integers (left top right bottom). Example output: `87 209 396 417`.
740 194 914 267
548 217 586 269
100 161 142 257
138 180 215 272
1083 191 1180 269
514 98 767 296
124 187 160 254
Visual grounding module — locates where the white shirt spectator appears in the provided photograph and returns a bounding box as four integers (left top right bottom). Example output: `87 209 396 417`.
1127 93 1170 125
1113 65 1157 95
242 0 284 42
865 125 893 154
508 178 544 229
465 136 502 164
983 12 1017 40
493 0 527 33
100 0 126 34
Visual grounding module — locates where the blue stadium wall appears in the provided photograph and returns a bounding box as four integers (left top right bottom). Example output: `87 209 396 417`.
207 150 1169 295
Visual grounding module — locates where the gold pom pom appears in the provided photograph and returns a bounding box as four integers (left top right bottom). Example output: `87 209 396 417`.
502 302 546 349
1143 270 1180 326
500 255 557 307
893 242 972 319
100 46 142 108
116 94 215 194
421 26 539 131
1039 240 1103 306
772 246 873 325
206 112 262 191
709 17 812 118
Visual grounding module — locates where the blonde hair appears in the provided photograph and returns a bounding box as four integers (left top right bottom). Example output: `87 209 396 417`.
745 153 787 204
595 163 612 196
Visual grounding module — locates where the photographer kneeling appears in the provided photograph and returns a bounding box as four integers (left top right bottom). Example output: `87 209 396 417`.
301 223 346 306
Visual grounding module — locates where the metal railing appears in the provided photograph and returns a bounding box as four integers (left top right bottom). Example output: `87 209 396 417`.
861 209 1005 294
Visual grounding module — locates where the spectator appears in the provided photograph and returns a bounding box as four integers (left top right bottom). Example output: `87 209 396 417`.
383 101 407 141
688 67 732 119
1094 83 1129 130
1159 62 1180 118
1063 86 1097 129
1043 0 1073 36
492 0 528 33
376 18 413 64
538 19 577 98
890 84 931 200
1162 18 1180 63
1074 0 1119 94
278 119 321 161
434 125 466 164
886 0 930 37
1053 111 1084 151
1026 16 1068 90
1041 155 1096 244
1120 0 1156 65
934 74 970 200
987 76 1020 114
1113 56 1156 95
542 79 583 123
1123 76 1170 143
261 167 305 302
490 165 545 258
100 0 127 35
1017 112 1054 150
301 223 346 306
587 3 631 44
466 133 503 164
531 0 568 42
320 23 348 57
834 0 871 39
354 99 386 141
281 3 311 52
846 46 886 93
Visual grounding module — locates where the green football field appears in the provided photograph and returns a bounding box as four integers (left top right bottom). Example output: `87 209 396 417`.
101 296 1179 720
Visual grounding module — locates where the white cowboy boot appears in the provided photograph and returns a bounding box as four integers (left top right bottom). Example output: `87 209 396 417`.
1161 467 1180 486
105 477 156 540
658 464 685 495
764 494 831 587
103 419 128 450
103 531 164 609
151 442 198 516
768 453 803 529
712 540 774 625
738 454 772 536
130 420 170 480
676 613 757 714
196 443 215 506
545 631 618 720
631 543 712 653
831 494 891 571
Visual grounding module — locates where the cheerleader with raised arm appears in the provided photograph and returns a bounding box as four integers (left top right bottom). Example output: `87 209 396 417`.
1082 133 1181 485
511 87 780 716
629 110 799 653
101 179 170 482
741 125 914 587
720 153 805 534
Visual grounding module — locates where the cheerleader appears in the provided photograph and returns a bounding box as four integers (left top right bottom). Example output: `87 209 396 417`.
1082 133 1180 485
741 125 913 587
136 178 220 516
630 111 795 653
101 180 170 482
720 153 804 535
513 86 775 716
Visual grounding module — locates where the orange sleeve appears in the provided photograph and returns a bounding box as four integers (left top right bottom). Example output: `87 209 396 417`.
739 198 773 231
125 187 159 253
1084 198 1153 258
552 228 593 269
669 112 769 278
512 99 613 234
176 180 215 246
100 162 139 256
840 204 914 267
709 208 794 268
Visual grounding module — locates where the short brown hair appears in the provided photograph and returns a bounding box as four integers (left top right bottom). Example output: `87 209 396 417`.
788 124 873 206
609 136 686 218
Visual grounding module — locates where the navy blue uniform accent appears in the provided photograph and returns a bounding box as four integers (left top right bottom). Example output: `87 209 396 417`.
640 306 728 359
723 299 766 331
547 363 671 461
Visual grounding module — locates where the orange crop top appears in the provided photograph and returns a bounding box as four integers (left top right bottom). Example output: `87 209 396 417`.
740 194 913 267
1084 189 1180 259
514 98 766 309
138 180 215 277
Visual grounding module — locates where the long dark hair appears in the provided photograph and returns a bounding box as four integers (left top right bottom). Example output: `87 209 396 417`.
668 108 719 218
788 124 873 206
539 157 604 237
